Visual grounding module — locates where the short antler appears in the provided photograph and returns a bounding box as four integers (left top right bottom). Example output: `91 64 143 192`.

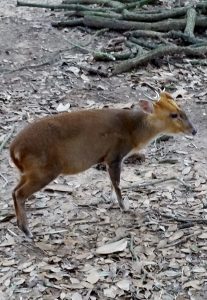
141 83 160 101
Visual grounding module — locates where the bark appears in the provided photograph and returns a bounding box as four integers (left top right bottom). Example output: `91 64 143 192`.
184 8 197 38
125 41 144 55
125 29 165 38
93 51 116 61
112 45 207 74
65 10 122 19
80 11 123 19
94 49 136 60
52 18 84 27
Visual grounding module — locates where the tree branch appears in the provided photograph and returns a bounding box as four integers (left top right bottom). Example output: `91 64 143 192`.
112 45 207 74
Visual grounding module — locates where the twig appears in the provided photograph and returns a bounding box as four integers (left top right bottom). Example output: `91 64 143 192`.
0 47 71 75
107 233 130 244
67 40 90 53
0 126 15 153
7 229 49 256
157 211 207 225
35 229 68 236
7 228 18 237
0 173 8 187
122 176 192 190
162 231 202 248
176 177 192 189
129 233 138 261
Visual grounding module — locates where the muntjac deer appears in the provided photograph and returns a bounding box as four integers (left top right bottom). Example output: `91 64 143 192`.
10 92 196 237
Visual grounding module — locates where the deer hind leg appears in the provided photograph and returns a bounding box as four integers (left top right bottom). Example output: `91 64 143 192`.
13 170 58 238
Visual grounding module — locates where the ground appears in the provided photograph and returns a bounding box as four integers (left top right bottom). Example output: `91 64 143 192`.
0 1 207 299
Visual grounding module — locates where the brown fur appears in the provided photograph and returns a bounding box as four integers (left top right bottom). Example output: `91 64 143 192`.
10 92 196 237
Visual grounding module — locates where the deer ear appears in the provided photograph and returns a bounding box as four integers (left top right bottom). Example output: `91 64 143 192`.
139 100 154 114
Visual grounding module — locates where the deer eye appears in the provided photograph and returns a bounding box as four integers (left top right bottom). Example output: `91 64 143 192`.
170 113 178 119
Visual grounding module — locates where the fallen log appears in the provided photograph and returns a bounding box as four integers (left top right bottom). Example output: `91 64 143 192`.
83 15 207 32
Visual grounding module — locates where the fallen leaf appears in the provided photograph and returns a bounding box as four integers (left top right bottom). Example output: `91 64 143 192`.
86 271 100 284
0 234 15 247
161 270 180 278
23 265 36 273
72 292 82 300
192 266 206 273
183 279 201 290
1 259 16 267
81 74 90 83
35 242 55 251
104 286 117 298
68 66 80 76
116 279 130 291
13 278 25 286
96 238 128 254
182 166 191 175
198 232 207 239
168 231 184 242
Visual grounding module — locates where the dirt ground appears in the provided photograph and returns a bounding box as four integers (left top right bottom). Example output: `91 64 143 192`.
0 1 207 299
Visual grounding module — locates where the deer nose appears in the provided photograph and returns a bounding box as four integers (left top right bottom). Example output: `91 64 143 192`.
192 128 197 136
